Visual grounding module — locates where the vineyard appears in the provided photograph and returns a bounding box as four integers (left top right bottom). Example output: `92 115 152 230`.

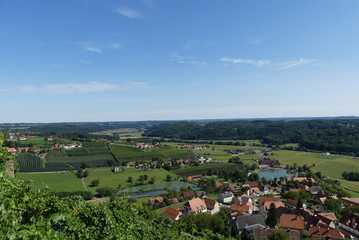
17 153 42 171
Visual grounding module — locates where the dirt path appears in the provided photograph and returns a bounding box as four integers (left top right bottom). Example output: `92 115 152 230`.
81 178 89 191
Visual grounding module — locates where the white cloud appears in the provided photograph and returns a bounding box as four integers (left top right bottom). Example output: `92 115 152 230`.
107 42 122 49
220 57 270 66
170 53 206 65
184 40 195 50
0 81 152 95
82 46 102 53
279 57 314 69
117 7 143 19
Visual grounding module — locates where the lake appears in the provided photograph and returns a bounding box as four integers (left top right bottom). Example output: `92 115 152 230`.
257 168 296 180
120 180 200 198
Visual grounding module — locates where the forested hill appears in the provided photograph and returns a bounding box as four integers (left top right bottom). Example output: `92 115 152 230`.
143 119 359 155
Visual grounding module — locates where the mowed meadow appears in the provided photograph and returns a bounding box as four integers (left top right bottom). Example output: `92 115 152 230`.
17 167 178 193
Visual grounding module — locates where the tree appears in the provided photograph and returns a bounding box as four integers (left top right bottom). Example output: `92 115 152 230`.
77 168 83 178
266 203 278 228
83 170 89 178
267 230 289 240
91 179 100 187
166 174 172 182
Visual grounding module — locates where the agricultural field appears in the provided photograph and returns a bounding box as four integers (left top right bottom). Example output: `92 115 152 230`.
273 150 331 167
340 181 359 197
46 153 115 169
173 163 239 177
66 142 110 156
311 156 359 178
165 142 261 163
83 167 178 192
91 128 144 138
111 144 194 163
17 153 42 171
17 171 84 192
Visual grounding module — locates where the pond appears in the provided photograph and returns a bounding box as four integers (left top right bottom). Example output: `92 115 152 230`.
120 180 200 198
257 168 296 180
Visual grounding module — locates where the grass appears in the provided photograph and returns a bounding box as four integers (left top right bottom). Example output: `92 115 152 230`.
84 167 178 193
46 153 115 169
311 156 359 178
17 171 84 192
340 181 359 197
273 150 332 167
173 163 239 177
16 167 178 193
111 144 194 163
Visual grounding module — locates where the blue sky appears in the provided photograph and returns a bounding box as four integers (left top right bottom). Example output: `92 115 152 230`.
1 0 359 122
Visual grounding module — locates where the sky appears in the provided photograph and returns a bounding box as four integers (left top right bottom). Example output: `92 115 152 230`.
1 0 359 123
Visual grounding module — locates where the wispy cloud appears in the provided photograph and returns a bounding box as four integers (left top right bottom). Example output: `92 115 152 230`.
278 57 314 69
184 40 195 51
0 81 152 95
183 40 215 51
82 46 102 53
220 57 270 66
170 53 206 65
141 0 156 9
117 7 143 19
107 42 122 49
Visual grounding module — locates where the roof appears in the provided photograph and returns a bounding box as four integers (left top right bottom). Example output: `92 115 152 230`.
149 197 163 204
215 182 223 188
220 191 234 198
252 228 301 240
263 201 285 211
288 177 315 183
287 199 298 207
236 215 266 230
170 198 179 204
186 198 207 212
309 226 345 239
204 198 218 210
244 181 259 188
259 196 281 205
340 197 359 205
339 212 359 231
231 204 250 212
317 212 337 221
182 191 196 198
250 187 261 194
309 186 324 193
277 207 320 228
163 207 181 221
280 214 305 230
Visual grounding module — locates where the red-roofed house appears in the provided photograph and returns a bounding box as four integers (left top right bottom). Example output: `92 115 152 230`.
280 214 305 234
149 197 163 204
183 198 207 214
182 191 196 199
309 226 346 239
163 207 181 221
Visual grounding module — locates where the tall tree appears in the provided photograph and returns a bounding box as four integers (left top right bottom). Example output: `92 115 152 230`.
266 203 278 228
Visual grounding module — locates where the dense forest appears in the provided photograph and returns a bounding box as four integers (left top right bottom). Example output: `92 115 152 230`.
143 119 359 155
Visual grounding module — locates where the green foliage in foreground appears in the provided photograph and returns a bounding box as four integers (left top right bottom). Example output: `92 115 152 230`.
0 172 188 239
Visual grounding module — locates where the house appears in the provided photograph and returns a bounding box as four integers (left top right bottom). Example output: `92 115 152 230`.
309 226 346 239
250 187 261 196
243 181 259 188
7 148 17 155
182 191 196 199
259 196 281 205
338 212 359 237
251 228 301 240
340 197 359 207
277 206 320 229
186 175 203 182
149 197 163 204
183 198 207 214
231 204 252 214
215 182 223 188
234 194 252 206
260 201 285 216
170 198 179 204
218 191 234 203
280 214 305 234
286 199 299 209
204 198 220 215
309 186 324 195
234 215 266 231
126 162 135 167
287 177 315 183
315 212 337 228
163 207 181 221
227 184 241 192
44 136 54 142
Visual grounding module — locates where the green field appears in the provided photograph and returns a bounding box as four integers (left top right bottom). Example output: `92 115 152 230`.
111 144 194 163
273 150 334 166
165 142 261 163
173 163 240 177
17 167 178 193
17 153 42 171
17 171 84 192
340 181 359 197
84 167 178 192
311 156 359 178
47 153 115 169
